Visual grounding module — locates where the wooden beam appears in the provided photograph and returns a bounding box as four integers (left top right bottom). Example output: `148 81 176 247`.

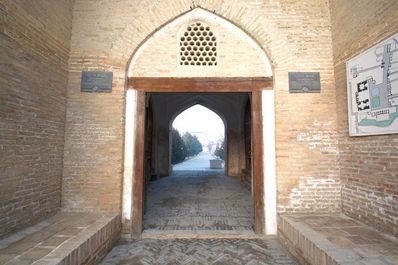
128 77 273 92
131 90 145 239
252 90 265 234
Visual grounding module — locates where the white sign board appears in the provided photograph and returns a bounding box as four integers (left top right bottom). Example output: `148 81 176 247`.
346 33 398 136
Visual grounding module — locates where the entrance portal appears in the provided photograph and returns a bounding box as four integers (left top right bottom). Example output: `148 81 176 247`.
123 4 276 240
126 77 271 238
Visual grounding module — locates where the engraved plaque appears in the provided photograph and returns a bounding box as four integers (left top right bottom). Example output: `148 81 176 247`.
81 71 113 93
288 72 320 93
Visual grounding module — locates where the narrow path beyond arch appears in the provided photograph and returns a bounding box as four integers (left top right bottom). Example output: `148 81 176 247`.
173 152 223 171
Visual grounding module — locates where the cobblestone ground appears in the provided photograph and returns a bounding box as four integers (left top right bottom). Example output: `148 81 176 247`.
100 238 298 265
144 170 253 231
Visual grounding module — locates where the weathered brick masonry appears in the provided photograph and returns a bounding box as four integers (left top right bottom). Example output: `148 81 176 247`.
330 0 398 237
0 0 73 237
62 0 341 217
3 0 396 242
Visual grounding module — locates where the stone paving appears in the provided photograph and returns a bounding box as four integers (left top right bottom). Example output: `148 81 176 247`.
279 214 398 265
100 238 298 265
143 170 253 232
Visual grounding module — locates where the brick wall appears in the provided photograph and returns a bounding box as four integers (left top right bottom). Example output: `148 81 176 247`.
330 0 398 237
62 0 341 217
0 0 73 237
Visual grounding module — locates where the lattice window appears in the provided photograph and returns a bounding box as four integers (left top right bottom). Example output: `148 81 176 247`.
179 22 217 66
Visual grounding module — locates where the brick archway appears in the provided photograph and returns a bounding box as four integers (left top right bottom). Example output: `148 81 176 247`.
123 8 276 239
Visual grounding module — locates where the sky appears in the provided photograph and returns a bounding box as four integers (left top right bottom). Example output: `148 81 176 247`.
172 105 224 144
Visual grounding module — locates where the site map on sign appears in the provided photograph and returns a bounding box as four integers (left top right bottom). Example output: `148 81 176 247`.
347 33 398 136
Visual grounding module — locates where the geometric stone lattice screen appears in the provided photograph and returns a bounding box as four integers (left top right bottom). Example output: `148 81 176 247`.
179 21 217 66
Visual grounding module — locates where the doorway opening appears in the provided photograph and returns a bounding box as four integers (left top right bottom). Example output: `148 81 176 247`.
141 92 254 234
127 77 271 238
171 104 225 172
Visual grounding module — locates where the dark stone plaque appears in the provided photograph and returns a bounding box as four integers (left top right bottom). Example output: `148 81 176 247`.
288 72 320 93
81 71 113 93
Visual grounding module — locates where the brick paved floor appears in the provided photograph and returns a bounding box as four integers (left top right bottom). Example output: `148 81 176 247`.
100 238 298 265
279 214 398 265
143 171 253 232
0 212 119 265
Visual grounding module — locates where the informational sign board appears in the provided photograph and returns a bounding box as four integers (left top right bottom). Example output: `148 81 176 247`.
288 72 321 93
81 71 113 93
346 33 398 136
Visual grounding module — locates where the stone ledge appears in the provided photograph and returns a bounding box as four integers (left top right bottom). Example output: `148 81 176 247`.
0 212 121 265
278 214 398 265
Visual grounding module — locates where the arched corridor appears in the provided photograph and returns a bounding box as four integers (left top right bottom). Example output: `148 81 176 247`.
143 92 251 178
142 92 255 233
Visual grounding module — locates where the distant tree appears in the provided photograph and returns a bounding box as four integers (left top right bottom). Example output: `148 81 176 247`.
171 128 187 164
214 139 225 160
182 132 202 157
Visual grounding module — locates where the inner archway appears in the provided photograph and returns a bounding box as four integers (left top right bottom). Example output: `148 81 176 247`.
171 104 226 172
142 92 255 234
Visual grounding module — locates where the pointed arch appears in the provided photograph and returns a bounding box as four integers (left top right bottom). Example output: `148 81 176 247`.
169 101 227 132
169 101 227 169
126 7 273 77
170 104 226 171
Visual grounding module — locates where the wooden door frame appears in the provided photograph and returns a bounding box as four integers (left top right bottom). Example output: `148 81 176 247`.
128 77 273 239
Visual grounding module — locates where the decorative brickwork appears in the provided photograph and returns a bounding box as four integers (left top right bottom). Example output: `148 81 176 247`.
330 0 398 237
0 0 73 238
179 22 217 66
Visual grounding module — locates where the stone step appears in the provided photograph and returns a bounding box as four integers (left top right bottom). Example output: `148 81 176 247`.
278 214 398 265
0 212 120 265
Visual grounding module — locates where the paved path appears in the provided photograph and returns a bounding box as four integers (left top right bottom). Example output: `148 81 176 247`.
143 171 252 232
173 152 224 171
100 238 298 265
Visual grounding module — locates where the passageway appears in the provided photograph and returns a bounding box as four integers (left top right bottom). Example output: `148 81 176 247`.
141 91 254 233
143 92 252 178
143 169 253 232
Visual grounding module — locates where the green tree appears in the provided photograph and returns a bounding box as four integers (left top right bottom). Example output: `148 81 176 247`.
171 128 187 164
182 132 202 157
214 139 225 160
